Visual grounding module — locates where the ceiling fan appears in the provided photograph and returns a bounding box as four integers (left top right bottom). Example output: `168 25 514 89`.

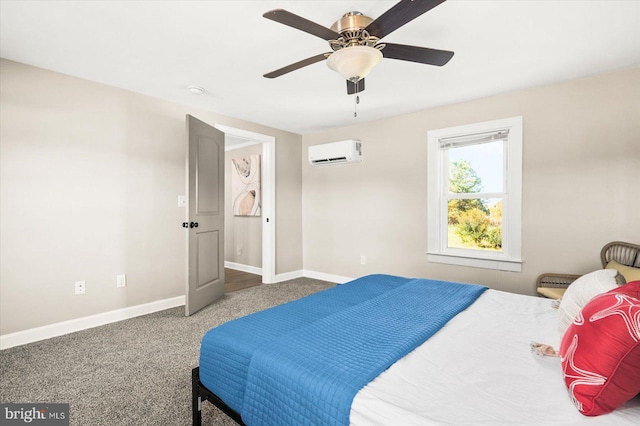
263 0 454 96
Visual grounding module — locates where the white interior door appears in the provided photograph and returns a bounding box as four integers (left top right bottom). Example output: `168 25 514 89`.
185 115 225 316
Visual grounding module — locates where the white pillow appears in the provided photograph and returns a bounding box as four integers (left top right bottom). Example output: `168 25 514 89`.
557 269 618 337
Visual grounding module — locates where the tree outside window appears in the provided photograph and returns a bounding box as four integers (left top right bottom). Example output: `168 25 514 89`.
447 149 502 251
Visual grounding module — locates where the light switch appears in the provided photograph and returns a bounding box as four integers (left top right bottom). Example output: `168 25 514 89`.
178 195 186 208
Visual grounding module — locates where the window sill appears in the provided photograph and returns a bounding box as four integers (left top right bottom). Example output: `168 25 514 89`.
427 253 522 272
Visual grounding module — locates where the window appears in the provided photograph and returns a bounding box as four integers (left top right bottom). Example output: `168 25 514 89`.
427 116 523 271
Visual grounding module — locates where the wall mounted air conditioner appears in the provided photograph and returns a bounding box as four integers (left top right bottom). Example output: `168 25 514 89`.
308 140 362 166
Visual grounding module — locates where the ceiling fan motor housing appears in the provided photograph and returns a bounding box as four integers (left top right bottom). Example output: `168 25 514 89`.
330 12 379 50
330 11 372 33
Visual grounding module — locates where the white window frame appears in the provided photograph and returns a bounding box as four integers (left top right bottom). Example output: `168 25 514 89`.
427 116 523 272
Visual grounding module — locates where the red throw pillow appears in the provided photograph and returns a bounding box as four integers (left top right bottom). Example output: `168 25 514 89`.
559 280 640 416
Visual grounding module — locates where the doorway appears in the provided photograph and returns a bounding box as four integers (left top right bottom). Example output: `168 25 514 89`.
214 124 276 284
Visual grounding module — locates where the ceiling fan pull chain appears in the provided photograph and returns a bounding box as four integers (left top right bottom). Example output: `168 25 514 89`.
354 82 360 118
354 94 358 118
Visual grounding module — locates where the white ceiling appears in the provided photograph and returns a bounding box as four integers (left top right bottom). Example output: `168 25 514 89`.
1 1 639 135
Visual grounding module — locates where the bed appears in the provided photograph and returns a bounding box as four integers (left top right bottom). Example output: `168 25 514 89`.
192 274 640 425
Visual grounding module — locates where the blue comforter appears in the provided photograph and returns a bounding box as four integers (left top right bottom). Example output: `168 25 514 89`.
199 274 486 425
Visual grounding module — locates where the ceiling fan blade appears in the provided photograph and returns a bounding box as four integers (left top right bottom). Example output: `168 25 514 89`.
263 9 341 41
365 0 447 40
347 79 365 95
263 53 330 79
381 43 454 66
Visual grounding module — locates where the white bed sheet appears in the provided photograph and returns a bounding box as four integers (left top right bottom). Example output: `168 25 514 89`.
350 289 640 425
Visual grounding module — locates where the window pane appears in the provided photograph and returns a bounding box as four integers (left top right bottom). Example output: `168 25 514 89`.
448 141 503 193
447 198 502 251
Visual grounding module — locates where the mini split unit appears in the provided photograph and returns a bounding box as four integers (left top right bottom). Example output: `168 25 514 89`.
308 140 362 166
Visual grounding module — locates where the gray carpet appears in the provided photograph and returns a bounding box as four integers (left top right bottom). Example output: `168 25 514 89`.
0 278 334 425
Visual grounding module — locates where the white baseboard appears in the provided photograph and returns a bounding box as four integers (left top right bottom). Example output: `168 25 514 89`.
303 270 354 284
0 270 355 350
224 261 262 276
273 269 304 283
0 295 185 350
224 261 354 285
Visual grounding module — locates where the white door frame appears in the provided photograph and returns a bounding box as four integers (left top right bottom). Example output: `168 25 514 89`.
215 124 276 284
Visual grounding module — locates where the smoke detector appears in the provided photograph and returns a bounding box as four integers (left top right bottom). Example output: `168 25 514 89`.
188 85 205 95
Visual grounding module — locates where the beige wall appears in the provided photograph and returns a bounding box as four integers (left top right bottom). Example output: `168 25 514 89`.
302 67 640 295
225 144 263 268
0 59 303 335
2 57 638 336
276 136 303 274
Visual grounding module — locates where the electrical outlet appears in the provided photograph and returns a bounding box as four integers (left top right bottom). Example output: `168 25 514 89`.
360 255 366 265
117 274 127 288
75 281 86 295
237 247 243 256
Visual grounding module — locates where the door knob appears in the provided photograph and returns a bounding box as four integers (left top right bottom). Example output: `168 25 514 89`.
182 222 189 228
190 222 199 228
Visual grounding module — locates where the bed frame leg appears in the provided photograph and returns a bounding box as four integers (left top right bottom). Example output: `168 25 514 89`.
192 367 202 426
191 365 246 425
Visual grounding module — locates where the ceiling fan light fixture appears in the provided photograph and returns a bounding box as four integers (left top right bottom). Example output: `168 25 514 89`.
327 46 382 82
